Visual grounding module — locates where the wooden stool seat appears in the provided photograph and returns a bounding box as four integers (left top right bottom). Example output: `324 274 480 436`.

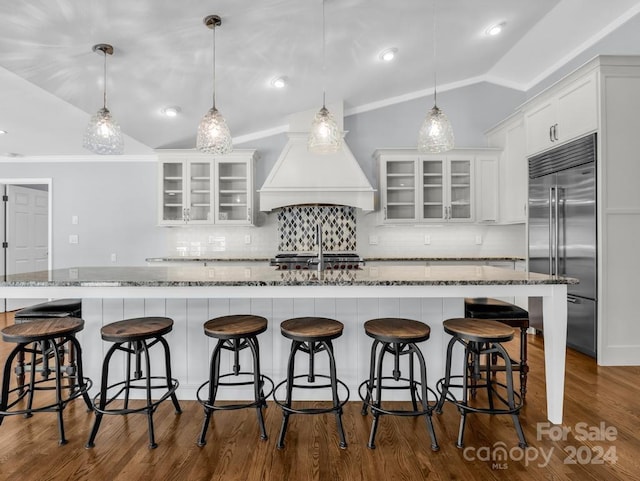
100 317 173 342
443 318 514 343
364 318 431 343
2 317 84 343
204 315 268 339
280 317 344 341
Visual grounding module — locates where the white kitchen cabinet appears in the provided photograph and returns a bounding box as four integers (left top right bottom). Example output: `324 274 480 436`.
486 113 527 224
518 55 640 365
157 149 256 226
524 70 598 156
376 149 499 224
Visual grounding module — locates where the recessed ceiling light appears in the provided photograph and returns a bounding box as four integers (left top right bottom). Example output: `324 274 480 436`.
379 48 398 62
161 106 181 117
271 76 288 89
485 22 506 36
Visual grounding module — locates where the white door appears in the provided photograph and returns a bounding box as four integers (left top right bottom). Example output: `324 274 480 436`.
4 184 48 311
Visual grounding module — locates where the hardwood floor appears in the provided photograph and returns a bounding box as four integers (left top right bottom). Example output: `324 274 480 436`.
0 311 638 480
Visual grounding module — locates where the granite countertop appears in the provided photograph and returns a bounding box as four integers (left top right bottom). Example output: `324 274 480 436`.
0 265 576 287
146 256 525 263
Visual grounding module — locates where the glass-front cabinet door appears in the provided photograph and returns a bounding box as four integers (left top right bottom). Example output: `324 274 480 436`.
187 161 214 223
383 158 417 221
421 158 444 220
161 161 186 223
447 158 472 221
215 160 252 224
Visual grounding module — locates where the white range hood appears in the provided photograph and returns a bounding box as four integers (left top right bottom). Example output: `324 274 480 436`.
258 103 375 212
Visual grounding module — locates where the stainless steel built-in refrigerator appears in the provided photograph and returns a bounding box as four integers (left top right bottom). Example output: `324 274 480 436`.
528 134 597 357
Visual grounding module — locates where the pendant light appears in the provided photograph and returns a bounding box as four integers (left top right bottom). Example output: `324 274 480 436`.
417 0 454 153
83 44 123 155
197 14 233 155
308 0 342 154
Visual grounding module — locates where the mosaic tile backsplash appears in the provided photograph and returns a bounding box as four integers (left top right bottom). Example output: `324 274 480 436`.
277 205 356 252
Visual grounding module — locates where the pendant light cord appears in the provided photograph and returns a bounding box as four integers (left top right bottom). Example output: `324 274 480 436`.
212 21 217 109
322 0 327 108
102 49 108 109
432 0 437 107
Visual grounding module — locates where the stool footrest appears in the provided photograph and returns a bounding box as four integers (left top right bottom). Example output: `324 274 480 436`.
274 374 350 415
90 377 179 416
436 376 523 415
196 373 274 412
358 378 438 417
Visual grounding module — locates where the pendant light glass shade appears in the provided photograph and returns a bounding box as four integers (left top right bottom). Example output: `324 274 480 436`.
83 107 123 155
308 105 341 153
417 0 454 154
197 15 232 155
417 105 454 153
83 44 123 155
308 0 342 154
197 106 233 154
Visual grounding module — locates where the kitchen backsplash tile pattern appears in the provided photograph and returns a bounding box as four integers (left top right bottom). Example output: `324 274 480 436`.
277 205 356 252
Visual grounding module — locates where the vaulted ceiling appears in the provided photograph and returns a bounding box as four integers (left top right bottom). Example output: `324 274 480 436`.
1 0 639 157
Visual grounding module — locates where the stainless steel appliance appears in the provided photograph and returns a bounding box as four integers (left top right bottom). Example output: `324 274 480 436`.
270 253 364 271
528 134 597 357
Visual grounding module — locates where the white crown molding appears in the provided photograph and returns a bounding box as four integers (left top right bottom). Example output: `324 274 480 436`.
0 154 158 163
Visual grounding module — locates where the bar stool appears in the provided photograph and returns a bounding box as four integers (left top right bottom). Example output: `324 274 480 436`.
0 317 92 445
86 317 182 449
359 318 439 451
196 315 274 446
436 318 527 448
274 317 349 449
464 298 530 400
13 299 82 394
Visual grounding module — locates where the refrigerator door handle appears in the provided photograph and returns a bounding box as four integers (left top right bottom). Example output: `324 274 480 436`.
554 186 561 277
549 186 555 275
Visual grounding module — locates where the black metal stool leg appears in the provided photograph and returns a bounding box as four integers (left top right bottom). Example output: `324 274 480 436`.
158 336 182 414
198 339 223 447
411 342 439 451
24 343 38 418
457 341 472 448
436 336 456 413
68 336 93 410
277 340 299 449
248 336 268 441
50 340 68 445
86 342 119 448
494 342 527 448
140 340 157 449
325 340 347 449
368 340 387 449
361 339 379 415
519 327 528 401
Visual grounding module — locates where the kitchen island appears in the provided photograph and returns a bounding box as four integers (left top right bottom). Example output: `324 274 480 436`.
0 264 574 424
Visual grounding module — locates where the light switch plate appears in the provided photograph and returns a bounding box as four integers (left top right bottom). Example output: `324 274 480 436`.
475 235 483 245
369 235 379 245
424 235 431 245
69 234 78 244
